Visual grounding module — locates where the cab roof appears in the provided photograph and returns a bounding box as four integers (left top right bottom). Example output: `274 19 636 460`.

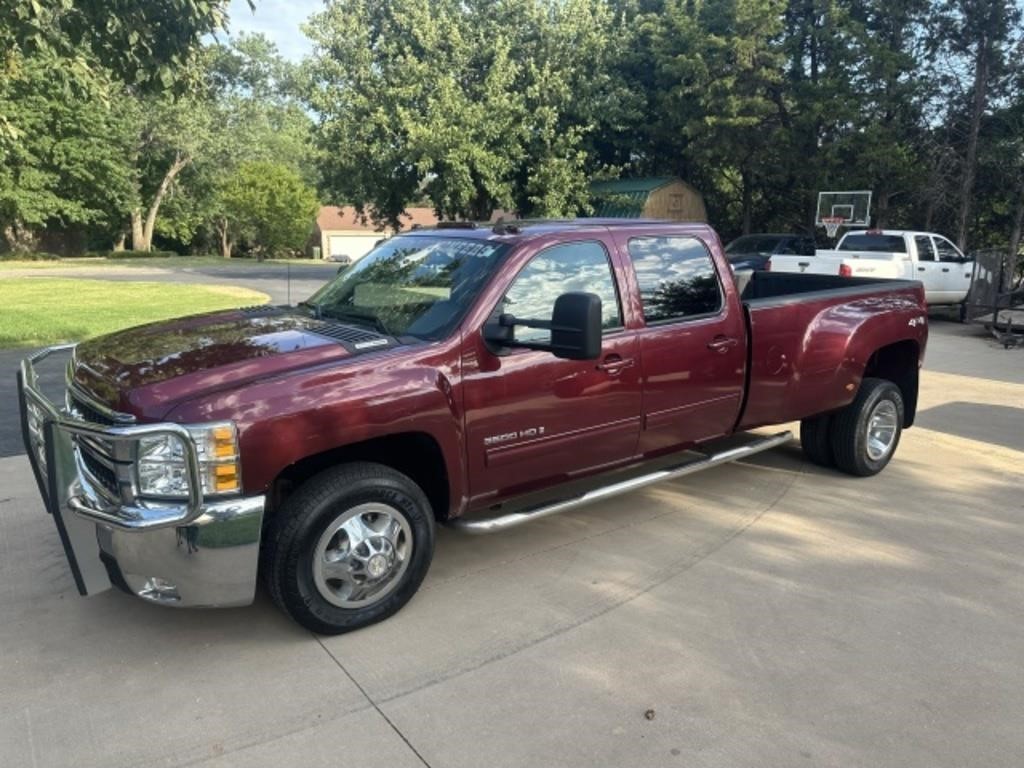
401 217 709 243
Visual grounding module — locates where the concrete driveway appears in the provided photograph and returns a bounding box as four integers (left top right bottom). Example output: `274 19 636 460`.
0 322 1022 767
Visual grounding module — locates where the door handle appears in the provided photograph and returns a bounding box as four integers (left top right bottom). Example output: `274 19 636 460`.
707 336 738 354
917 267 926 272
596 355 635 374
941 267 950 272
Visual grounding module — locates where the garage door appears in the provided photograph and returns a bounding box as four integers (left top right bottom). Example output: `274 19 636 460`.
327 235 384 262
328 236 349 259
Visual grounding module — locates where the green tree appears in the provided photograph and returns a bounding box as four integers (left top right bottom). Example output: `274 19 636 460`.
840 0 933 228
928 0 1023 248
218 161 319 258
120 35 315 253
196 35 317 254
0 56 134 251
0 0 239 90
304 0 631 223
0 0 242 151
637 0 787 233
122 92 215 251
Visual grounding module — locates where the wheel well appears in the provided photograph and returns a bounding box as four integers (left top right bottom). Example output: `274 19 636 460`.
270 432 451 522
863 340 920 427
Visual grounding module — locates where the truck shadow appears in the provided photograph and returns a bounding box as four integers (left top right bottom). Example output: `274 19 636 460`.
914 401 1024 452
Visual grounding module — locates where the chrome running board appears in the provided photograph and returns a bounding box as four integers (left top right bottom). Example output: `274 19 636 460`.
448 431 793 535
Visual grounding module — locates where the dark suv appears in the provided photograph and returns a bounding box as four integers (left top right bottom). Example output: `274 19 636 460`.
724 234 816 271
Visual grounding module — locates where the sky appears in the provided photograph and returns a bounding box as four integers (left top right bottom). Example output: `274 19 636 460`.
221 0 321 61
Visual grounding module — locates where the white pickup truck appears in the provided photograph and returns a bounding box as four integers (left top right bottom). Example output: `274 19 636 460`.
771 230 974 308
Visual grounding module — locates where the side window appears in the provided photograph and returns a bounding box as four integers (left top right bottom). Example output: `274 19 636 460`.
934 237 962 262
777 239 799 255
915 236 936 262
627 236 723 324
501 241 622 343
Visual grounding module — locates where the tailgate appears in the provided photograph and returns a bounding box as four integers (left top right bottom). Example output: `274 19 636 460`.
770 254 840 275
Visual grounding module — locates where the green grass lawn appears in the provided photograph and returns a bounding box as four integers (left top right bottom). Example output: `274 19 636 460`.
0 278 269 348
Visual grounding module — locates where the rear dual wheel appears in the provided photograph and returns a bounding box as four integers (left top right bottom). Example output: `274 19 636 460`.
800 377 904 477
799 414 834 467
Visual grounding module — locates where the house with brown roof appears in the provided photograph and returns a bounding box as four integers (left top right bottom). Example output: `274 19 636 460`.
312 206 439 262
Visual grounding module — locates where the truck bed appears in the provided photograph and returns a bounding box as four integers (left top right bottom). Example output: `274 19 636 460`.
735 271 926 430
737 270 906 303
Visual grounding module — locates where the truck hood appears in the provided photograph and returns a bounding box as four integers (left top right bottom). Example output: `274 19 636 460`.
69 307 395 419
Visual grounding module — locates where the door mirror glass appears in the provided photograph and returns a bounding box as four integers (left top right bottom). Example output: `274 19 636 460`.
485 292 603 360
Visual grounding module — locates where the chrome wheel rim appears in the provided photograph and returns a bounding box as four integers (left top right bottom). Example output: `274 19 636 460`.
313 503 412 609
865 400 899 461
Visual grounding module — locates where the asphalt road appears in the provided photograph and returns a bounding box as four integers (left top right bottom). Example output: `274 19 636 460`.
3 260 339 306
1 310 1022 766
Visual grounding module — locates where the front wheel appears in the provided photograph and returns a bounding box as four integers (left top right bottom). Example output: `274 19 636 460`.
263 462 435 634
829 378 904 477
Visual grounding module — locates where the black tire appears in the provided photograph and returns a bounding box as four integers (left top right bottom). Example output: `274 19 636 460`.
957 302 968 323
262 462 435 634
800 414 835 467
829 378 904 477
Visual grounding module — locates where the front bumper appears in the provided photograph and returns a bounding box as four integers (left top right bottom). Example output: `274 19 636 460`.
17 345 264 608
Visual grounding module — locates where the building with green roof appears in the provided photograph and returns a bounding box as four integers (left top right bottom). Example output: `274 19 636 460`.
589 177 707 222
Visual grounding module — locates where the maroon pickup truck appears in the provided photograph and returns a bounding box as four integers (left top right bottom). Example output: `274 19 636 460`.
19 220 928 633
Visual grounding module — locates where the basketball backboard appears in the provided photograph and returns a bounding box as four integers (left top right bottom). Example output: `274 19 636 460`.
816 191 872 227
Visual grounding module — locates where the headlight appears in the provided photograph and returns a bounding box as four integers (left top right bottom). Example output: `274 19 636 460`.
136 422 241 499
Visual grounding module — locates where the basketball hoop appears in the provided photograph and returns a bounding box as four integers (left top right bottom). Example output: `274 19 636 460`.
821 216 846 239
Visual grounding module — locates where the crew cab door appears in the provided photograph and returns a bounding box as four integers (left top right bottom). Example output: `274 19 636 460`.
611 231 747 454
932 235 973 304
462 238 641 505
912 234 944 303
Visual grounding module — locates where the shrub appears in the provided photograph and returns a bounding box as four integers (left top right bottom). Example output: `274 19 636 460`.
0 251 61 261
85 249 181 259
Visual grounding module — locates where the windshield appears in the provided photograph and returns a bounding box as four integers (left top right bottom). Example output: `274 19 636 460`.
306 235 510 340
838 234 907 253
725 236 785 255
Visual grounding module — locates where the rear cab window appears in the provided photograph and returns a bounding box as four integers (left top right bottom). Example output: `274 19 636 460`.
626 236 723 324
725 235 784 255
838 234 907 253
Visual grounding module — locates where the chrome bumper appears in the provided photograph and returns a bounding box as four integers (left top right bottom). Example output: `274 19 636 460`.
17 345 264 608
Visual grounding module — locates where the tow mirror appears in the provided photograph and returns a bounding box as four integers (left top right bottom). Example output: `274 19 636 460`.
485 292 602 361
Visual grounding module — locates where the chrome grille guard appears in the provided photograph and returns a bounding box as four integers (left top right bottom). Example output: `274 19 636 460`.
18 344 205 531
